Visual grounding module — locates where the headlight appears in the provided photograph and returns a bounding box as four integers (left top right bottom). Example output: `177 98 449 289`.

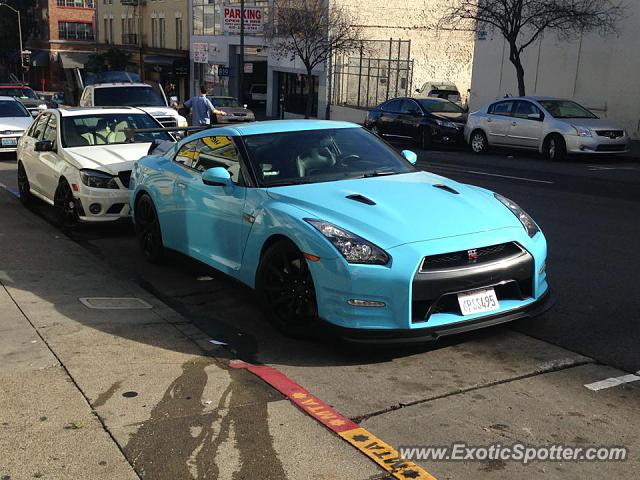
38 104 47 111
494 193 539 237
572 125 592 137
305 219 390 265
178 116 188 128
435 119 458 129
80 169 119 189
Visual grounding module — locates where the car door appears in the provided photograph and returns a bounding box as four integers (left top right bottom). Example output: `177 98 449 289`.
24 113 57 198
377 99 402 137
20 114 48 194
397 99 423 140
484 100 514 145
183 135 248 273
36 112 63 197
508 100 545 148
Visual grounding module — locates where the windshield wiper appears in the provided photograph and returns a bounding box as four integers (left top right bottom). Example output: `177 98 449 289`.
265 179 314 187
361 170 400 178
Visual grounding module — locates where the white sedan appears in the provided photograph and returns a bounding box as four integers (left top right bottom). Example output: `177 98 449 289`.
16 107 174 226
0 96 33 154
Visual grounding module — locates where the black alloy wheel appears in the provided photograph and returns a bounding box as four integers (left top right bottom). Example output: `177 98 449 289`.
17 162 32 206
134 193 164 263
53 179 80 228
256 240 319 338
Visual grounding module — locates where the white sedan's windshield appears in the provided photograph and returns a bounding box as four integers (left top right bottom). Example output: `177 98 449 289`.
243 128 416 187
61 114 173 147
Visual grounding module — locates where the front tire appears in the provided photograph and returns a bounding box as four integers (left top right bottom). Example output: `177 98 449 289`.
256 240 319 338
17 162 32 206
134 193 164 263
470 129 488 154
53 179 79 228
545 134 566 161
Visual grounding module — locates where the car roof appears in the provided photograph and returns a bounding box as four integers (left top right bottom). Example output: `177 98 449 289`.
50 107 147 117
491 96 564 102
191 120 360 138
90 83 152 89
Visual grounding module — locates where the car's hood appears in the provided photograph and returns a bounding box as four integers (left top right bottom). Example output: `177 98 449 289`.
64 143 151 174
137 106 177 117
433 112 467 123
267 171 522 249
219 107 252 115
0 117 32 131
559 118 624 130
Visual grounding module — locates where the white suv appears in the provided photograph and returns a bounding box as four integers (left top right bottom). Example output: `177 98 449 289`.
16 107 175 226
79 83 187 129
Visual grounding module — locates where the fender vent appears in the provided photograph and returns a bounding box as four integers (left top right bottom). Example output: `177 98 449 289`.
346 194 376 205
433 184 459 194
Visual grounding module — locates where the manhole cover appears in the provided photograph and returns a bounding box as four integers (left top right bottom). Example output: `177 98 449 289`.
79 297 153 310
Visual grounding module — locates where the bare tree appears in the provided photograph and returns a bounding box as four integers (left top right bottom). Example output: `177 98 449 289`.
270 0 363 118
440 0 626 96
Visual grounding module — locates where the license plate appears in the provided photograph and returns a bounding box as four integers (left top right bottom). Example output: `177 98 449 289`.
457 288 500 316
1 138 17 147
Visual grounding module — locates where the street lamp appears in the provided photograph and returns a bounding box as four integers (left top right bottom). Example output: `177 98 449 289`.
0 1 25 82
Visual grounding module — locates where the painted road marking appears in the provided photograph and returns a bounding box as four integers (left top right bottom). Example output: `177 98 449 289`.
584 372 640 391
230 361 437 480
466 170 554 184
0 181 20 198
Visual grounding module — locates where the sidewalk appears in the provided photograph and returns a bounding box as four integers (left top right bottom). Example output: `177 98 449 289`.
0 188 381 479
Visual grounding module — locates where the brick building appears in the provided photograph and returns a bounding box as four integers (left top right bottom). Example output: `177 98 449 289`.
26 0 96 92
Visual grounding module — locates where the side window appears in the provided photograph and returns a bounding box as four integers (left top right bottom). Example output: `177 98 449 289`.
30 114 48 140
194 136 242 184
489 101 514 116
399 99 420 114
382 99 402 113
174 139 199 167
41 115 58 145
513 101 542 120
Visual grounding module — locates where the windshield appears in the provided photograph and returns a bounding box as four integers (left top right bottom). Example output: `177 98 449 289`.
538 100 598 119
418 98 463 113
94 87 166 107
243 127 416 187
210 97 241 108
61 113 173 148
0 100 30 117
1 87 37 99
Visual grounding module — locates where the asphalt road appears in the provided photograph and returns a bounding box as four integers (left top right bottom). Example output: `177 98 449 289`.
2 145 640 478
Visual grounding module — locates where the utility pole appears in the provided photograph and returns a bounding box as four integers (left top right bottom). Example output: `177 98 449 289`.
0 2 25 82
238 0 244 104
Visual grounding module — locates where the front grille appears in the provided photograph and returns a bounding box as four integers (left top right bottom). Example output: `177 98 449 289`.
154 116 178 128
420 242 523 272
107 203 125 214
596 130 624 139
0 130 23 135
596 144 627 152
118 170 132 188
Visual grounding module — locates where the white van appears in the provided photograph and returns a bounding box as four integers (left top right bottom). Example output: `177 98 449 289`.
415 82 462 106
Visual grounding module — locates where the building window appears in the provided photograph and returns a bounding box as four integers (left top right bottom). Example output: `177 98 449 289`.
122 18 137 45
58 21 95 41
57 0 94 7
103 18 109 43
151 18 157 48
109 18 113 43
159 18 165 48
175 17 182 50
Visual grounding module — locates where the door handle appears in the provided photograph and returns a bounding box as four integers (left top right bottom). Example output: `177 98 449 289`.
176 182 187 189
486 118 492 123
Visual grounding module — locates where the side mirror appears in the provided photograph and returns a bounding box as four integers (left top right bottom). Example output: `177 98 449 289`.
401 150 418 165
202 167 232 187
35 140 55 152
527 113 543 121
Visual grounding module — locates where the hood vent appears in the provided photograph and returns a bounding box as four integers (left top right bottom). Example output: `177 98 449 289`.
346 194 376 205
433 184 459 195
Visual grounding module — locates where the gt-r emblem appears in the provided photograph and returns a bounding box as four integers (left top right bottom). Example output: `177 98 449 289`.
467 249 479 263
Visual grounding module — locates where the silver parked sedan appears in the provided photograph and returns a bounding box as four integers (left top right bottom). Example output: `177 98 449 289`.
208 96 256 123
464 96 629 160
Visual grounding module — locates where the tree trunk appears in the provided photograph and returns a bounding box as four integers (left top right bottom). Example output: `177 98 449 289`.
305 68 314 119
508 41 526 96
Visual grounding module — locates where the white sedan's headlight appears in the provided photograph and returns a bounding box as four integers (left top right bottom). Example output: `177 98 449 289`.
494 193 539 237
572 125 592 137
305 219 390 265
178 116 188 128
80 169 119 189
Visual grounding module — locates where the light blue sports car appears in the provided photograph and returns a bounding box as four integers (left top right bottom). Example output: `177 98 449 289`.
130 120 551 341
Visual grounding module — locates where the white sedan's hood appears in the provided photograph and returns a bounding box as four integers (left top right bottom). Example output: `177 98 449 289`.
64 143 151 174
0 117 32 133
137 107 179 118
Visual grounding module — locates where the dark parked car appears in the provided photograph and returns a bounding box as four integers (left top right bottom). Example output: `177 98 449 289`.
364 97 467 148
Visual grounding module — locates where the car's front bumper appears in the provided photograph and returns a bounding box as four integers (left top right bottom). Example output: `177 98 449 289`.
431 125 465 144
565 135 629 154
308 227 549 339
75 183 131 222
